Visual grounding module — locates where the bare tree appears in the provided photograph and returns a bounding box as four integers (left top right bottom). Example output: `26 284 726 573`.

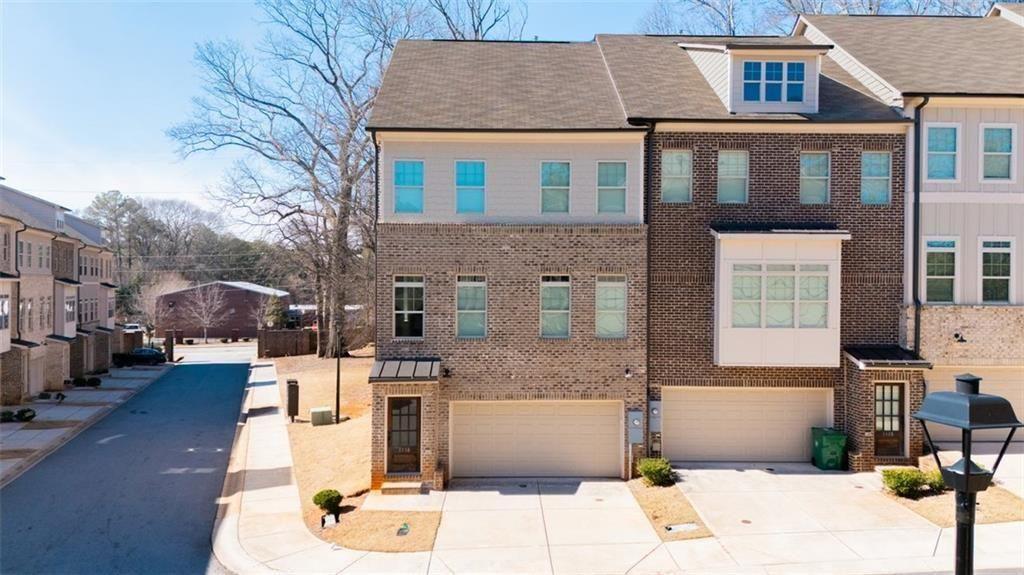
185 283 228 343
249 294 272 331
136 274 190 346
638 0 752 35
427 0 527 40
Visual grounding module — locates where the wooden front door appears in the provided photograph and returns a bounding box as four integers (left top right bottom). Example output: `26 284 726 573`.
387 397 420 473
874 383 904 457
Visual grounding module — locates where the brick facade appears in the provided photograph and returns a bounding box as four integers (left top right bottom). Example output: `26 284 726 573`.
373 223 647 489
0 347 27 405
156 285 291 339
843 359 926 471
903 305 1024 367
44 341 70 390
69 335 86 379
93 330 111 373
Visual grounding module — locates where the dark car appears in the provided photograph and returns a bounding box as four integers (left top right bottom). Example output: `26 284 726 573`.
112 347 166 367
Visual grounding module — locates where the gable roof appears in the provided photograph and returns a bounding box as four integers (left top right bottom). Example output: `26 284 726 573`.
162 281 290 298
367 40 636 131
801 14 1024 96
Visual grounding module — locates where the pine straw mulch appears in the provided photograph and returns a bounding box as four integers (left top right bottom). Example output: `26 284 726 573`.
628 478 712 541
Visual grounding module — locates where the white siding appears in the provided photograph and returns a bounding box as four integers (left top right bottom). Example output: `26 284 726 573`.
728 55 819 115
921 106 1024 195
801 23 899 106
687 49 730 107
0 281 11 353
378 139 644 224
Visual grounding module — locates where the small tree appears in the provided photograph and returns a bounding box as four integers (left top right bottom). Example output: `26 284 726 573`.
185 284 228 343
264 295 288 329
136 274 190 346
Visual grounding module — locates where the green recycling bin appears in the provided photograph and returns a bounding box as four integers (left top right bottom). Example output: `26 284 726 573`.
811 427 847 470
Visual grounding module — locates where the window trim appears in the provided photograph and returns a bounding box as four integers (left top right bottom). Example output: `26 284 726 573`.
728 262 831 330
799 151 831 205
661 149 693 204
455 275 487 339
860 150 892 205
595 161 628 214
717 149 749 204
977 236 1015 305
393 158 425 214
595 274 628 339
978 123 1018 184
924 122 962 184
539 160 572 214
393 275 425 340
922 236 960 304
454 159 487 214
539 274 572 339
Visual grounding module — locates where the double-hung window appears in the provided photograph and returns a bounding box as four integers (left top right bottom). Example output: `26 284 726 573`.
926 125 959 181
393 276 424 338
455 161 485 213
540 275 570 338
394 160 424 213
25 243 32 269
980 239 1013 304
743 62 761 102
786 62 805 102
731 264 829 329
925 239 957 303
456 275 486 338
595 275 626 338
743 61 804 103
861 151 892 204
764 62 783 102
541 161 571 213
0 294 8 329
661 150 692 203
65 297 76 323
981 125 1015 181
799 152 830 204
597 162 626 213
717 150 748 203
16 240 23 268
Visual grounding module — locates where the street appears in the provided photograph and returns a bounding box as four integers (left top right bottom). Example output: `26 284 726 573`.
0 346 251 575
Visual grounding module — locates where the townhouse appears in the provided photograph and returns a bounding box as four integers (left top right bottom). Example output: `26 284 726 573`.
795 5 1024 445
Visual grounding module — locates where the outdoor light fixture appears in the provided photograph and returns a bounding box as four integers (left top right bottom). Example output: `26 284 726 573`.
913 373 1022 575
625 368 633 379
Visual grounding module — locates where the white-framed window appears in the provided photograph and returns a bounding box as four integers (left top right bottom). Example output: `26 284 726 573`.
925 123 960 182
65 297 76 323
108 297 115 319
861 151 892 205
540 275 571 338
924 238 958 303
742 61 805 103
17 240 23 268
25 242 32 269
597 162 627 213
2 229 8 262
718 150 748 204
0 294 8 330
393 275 424 339
44 245 51 269
26 298 33 331
456 275 486 338
394 160 424 214
595 275 627 338
979 238 1014 304
980 124 1016 182
18 300 24 332
799 152 830 204
455 160 485 214
540 161 571 213
38 244 44 268
731 263 829 329
661 150 692 203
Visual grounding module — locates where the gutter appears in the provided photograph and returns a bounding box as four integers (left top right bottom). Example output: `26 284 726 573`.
911 96 930 356
901 92 1024 99
372 131 381 363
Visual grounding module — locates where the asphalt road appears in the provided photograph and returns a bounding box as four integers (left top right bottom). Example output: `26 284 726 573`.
0 346 252 575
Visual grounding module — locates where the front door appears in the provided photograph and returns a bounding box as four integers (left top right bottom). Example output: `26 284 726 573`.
874 383 904 457
387 397 420 473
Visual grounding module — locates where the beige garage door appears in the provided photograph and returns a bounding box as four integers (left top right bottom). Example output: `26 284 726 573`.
28 355 45 397
662 388 831 462
450 401 622 478
926 368 1024 443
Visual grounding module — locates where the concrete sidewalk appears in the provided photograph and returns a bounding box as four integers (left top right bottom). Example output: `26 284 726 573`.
0 364 172 487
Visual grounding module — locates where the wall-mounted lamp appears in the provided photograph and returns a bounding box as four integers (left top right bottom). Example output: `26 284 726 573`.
625 368 633 379
442 367 452 378
953 332 967 343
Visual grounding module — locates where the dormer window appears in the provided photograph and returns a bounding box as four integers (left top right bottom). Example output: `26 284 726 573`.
56 213 65 231
742 61 804 103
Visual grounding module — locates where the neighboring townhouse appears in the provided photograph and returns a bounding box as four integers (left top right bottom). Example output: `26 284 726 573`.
65 214 118 374
0 212 21 401
796 7 1024 446
367 41 649 489
156 281 290 339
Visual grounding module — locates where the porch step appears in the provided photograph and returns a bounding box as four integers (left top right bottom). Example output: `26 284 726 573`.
381 481 424 495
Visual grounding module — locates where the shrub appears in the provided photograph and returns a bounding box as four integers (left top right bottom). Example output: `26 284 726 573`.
185 339 194 345
14 408 36 422
0 411 14 423
242 337 251 342
882 468 927 498
38 392 52 400
925 469 948 493
313 489 343 513
219 338 229 344
86 377 102 387
637 458 675 487
72 377 89 387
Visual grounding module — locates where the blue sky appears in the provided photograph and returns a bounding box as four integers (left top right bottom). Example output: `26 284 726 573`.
0 0 654 214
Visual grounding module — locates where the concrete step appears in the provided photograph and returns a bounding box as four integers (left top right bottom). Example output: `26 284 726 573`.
380 481 424 495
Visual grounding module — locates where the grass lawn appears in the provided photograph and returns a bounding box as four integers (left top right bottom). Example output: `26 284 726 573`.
274 346 440 552
628 478 712 541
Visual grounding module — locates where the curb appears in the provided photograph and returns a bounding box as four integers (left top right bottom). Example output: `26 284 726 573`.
0 364 174 490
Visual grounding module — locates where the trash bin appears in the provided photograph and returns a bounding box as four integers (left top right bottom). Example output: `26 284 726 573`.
811 427 847 470
287 379 299 422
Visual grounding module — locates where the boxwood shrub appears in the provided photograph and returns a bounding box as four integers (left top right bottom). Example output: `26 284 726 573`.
313 489 343 513
637 457 675 487
882 467 927 498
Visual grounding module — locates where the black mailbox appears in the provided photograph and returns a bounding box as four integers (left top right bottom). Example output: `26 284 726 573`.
287 379 299 422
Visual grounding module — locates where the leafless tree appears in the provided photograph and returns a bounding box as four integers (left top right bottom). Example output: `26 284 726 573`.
427 0 527 40
136 274 190 345
249 294 272 331
185 283 228 343
638 0 752 35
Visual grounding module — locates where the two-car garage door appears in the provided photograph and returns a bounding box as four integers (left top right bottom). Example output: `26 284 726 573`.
662 388 831 462
450 401 622 478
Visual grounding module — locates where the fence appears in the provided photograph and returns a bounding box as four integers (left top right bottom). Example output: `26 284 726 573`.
257 329 317 358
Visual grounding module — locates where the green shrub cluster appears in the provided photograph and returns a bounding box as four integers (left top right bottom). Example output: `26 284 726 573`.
637 458 675 487
313 489 343 513
882 467 948 498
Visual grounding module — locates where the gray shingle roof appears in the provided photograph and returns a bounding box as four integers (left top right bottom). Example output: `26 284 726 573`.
803 15 1024 95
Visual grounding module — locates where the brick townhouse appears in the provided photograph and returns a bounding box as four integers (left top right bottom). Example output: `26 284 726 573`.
796 5 1024 446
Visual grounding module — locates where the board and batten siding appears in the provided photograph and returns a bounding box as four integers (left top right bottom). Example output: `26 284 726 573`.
921 106 1024 194
377 138 644 224
801 23 899 107
727 55 820 115
686 49 730 108
921 202 1024 304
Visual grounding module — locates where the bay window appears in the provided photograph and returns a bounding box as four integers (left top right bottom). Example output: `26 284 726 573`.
731 264 829 329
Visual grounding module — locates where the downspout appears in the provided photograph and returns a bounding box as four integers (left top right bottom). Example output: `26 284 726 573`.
372 132 380 363
911 96 930 356
12 222 27 339
77 243 86 332
643 121 654 457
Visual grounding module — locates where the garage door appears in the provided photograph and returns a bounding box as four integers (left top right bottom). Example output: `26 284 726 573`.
662 388 831 462
28 355 45 397
926 368 1024 443
450 401 621 478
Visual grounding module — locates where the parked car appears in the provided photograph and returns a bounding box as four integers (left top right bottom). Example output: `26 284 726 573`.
112 347 166 367
122 323 143 334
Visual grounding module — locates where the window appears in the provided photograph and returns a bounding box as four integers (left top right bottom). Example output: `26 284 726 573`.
18 300 24 332
2 229 8 262
742 61 805 103
661 150 692 203
717 150 748 203
800 152 830 204
980 239 1013 304
926 125 958 181
540 161 570 213
26 298 33 331
394 160 424 213
44 246 51 269
861 152 892 204
731 263 829 329
540 275 570 338
764 62 783 102
925 239 957 303
17 240 23 267
0 294 8 329
742 61 761 102
595 275 627 338
108 297 115 319
597 162 627 213
38 244 44 268
787 62 805 102
455 160 485 214
456 275 486 338
26 242 32 269
393 276 424 338
65 297 75 323
981 125 1015 181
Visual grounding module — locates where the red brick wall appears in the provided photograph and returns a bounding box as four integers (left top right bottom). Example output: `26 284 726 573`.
156 287 291 339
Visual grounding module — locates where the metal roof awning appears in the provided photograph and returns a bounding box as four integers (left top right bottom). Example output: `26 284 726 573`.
710 222 851 240
0 271 19 281
55 277 82 286
845 345 932 370
46 334 77 343
95 326 114 333
369 358 441 383
100 282 118 289
11 338 40 348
